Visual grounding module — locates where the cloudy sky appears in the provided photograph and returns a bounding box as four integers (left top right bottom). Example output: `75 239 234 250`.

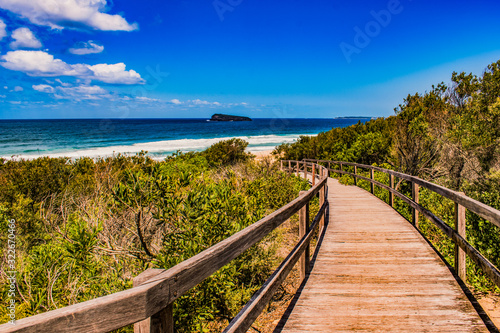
0 0 499 119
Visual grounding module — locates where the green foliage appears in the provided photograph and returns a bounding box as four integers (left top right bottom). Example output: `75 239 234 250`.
0 146 307 331
273 117 394 166
280 58 500 295
64 215 101 263
461 172 500 292
0 157 72 204
448 61 500 174
203 138 253 166
392 85 447 177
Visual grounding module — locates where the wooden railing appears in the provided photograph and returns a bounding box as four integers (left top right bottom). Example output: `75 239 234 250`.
302 159 500 289
0 162 328 333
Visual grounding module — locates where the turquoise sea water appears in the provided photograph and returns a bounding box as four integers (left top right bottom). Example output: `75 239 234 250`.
0 118 368 159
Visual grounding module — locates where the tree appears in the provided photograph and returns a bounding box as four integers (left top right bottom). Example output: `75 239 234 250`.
204 138 253 166
392 87 446 178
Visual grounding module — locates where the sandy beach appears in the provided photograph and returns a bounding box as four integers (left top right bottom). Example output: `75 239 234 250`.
250 150 273 159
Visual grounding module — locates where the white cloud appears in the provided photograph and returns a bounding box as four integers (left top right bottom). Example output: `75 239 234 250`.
136 96 160 102
10 27 42 49
0 19 6 40
13 86 23 92
88 63 144 84
0 95 6 98
33 82 110 100
32 84 55 93
58 85 109 99
187 99 222 106
55 78 71 87
1 50 144 85
163 98 234 108
191 98 210 105
69 41 104 55
0 0 138 31
1 50 91 77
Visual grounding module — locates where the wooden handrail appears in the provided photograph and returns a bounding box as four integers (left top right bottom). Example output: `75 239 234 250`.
1 162 328 333
303 158 500 290
224 199 328 333
304 159 500 227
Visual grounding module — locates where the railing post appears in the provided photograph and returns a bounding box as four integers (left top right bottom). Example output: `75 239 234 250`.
370 168 374 194
412 182 419 228
389 174 394 207
303 162 307 179
340 163 343 172
353 165 357 186
296 161 299 177
319 183 325 231
312 164 316 186
288 160 292 174
455 198 466 282
299 191 310 281
280 160 283 171
134 269 173 333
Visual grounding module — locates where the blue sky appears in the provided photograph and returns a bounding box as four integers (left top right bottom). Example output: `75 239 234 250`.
0 0 499 119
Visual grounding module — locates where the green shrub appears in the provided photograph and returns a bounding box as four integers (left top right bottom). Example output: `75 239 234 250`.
0 152 307 331
204 138 253 166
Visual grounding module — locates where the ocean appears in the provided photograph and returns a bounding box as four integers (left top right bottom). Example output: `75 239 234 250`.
0 118 367 159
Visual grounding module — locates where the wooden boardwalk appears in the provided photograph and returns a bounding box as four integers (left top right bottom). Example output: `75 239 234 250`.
277 178 489 332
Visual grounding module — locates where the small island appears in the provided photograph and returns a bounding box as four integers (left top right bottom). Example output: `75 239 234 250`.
210 113 252 121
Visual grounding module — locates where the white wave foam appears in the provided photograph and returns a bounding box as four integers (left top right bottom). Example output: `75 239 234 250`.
3 134 302 160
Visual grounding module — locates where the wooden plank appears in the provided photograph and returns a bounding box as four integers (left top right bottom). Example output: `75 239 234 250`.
299 191 310 281
412 182 420 228
223 200 327 333
146 305 173 333
319 184 325 231
370 168 374 194
324 166 500 287
133 269 168 333
455 200 467 282
0 175 328 333
306 160 500 292
133 269 165 286
322 168 500 291
389 174 394 207
305 159 500 228
278 178 489 332
312 164 316 186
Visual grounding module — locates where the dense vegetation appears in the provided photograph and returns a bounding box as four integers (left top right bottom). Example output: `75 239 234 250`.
275 59 500 292
2 59 500 328
0 139 309 331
